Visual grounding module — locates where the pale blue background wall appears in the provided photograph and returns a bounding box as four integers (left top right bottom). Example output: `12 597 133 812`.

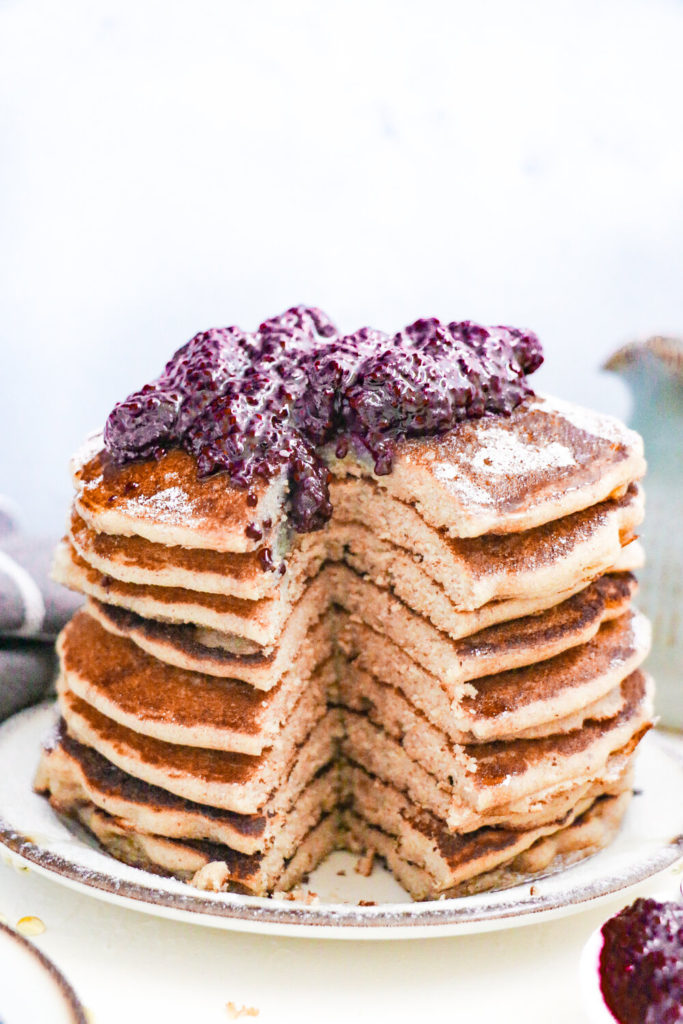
1 0 682 532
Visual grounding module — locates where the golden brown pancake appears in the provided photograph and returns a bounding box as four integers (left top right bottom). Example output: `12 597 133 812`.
68 509 284 599
57 679 342 816
36 720 339 858
331 479 642 611
329 394 645 538
71 441 285 553
38 392 652 899
339 609 649 744
340 671 652 830
72 395 644 547
58 610 333 754
87 573 637 690
344 785 632 900
68 478 642 612
70 800 338 897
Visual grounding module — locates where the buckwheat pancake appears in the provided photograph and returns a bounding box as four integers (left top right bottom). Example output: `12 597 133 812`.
57 682 343 815
58 610 334 754
330 479 642 612
341 671 652 830
90 572 637 689
328 394 645 539
50 777 629 900
338 528 643 638
68 800 339 897
85 589 328 689
51 540 642 669
71 439 286 554
328 556 643 686
39 317 653 904
338 608 650 743
344 781 632 900
52 541 300 644
60 596 647 763
68 509 287 599
37 726 632 901
36 721 339 856
67 477 642 612
72 395 645 550
56 511 644 653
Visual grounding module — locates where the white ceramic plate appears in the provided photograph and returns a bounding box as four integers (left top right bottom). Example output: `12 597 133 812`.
0 920 86 1023
1 704 682 940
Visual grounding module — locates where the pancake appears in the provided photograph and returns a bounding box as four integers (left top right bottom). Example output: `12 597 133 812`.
90 573 637 692
56 766 630 900
62 785 629 900
53 541 298 644
85 586 328 689
434 573 637 685
339 608 650 743
344 787 632 901
54 517 644 652
68 478 642 613
37 722 631 900
339 528 643 639
345 761 633 891
71 440 286 553
61 600 647 763
328 557 643 686
58 610 333 754
69 509 286 599
341 671 652 830
70 800 339 897
331 479 642 612
58 682 343 815
39 378 652 900
36 721 339 856
328 394 645 539
72 396 645 549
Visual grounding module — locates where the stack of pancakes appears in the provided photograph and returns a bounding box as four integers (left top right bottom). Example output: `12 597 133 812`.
36 394 654 900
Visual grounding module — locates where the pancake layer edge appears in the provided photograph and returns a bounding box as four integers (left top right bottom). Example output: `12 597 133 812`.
37 390 654 901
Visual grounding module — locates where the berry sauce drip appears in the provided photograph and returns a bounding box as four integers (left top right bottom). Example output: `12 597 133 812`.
103 306 543 533
599 898 683 1023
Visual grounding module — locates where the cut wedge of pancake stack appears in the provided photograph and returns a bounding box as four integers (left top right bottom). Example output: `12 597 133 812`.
36 394 654 900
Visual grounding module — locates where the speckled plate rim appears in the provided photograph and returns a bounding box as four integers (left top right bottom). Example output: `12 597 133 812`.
0 920 88 1023
1 704 682 940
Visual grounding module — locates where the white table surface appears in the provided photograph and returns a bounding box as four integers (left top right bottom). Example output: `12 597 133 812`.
0 852 680 1024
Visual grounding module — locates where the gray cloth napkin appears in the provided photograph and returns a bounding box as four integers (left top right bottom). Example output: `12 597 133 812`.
0 503 82 722
0 641 59 721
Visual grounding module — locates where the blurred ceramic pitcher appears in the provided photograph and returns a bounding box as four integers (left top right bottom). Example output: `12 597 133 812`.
605 337 683 731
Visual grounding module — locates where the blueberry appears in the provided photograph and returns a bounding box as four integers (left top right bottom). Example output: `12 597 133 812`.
103 308 543 532
600 898 683 1023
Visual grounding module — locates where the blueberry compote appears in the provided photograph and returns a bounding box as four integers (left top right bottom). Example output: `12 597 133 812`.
599 898 683 1023
104 306 543 533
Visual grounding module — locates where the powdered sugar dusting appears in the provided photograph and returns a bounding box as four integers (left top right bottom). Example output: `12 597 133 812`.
431 464 495 506
469 429 576 476
70 431 104 479
431 424 576 507
538 395 636 447
123 486 196 524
